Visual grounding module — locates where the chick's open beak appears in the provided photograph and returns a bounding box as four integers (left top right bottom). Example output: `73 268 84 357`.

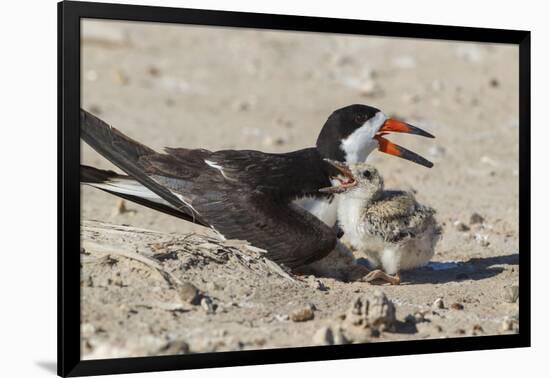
319 159 357 194
375 118 435 168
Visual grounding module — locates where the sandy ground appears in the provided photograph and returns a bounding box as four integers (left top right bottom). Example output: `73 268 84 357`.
80 19 520 359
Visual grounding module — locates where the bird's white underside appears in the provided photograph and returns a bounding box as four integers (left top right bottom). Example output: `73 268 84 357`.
292 196 338 227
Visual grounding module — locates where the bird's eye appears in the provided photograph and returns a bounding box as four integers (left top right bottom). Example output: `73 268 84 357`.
354 115 365 124
362 170 372 179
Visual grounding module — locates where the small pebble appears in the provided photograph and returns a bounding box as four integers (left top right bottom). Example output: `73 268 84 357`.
88 104 102 115
433 297 445 309
480 155 498 167
274 137 286 146
290 306 315 322
312 327 334 345
113 69 129 85
177 282 200 305
275 314 289 322
275 117 294 129
504 285 519 303
263 136 287 146
450 303 464 310
158 340 190 355
428 145 446 158
148 65 161 77
206 280 224 292
455 45 483 63
112 199 135 215
391 55 416 69
405 312 426 324
402 93 422 104
454 221 470 232
430 80 443 92
473 324 484 333
335 55 355 66
474 233 490 247
347 291 396 331
81 323 96 337
201 297 215 314
232 98 255 112
358 80 384 98
85 69 99 81
489 78 500 88
315 280 328 291
469 212 485 225
501 317 514 331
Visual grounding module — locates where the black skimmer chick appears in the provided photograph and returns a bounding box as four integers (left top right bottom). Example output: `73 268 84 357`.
80 105 434 269
321 161 442 284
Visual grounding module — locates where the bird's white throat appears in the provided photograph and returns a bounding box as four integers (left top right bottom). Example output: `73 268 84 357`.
336 193 370 247
340 111 387 163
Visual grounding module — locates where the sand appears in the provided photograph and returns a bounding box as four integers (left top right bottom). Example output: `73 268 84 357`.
80 19 520 359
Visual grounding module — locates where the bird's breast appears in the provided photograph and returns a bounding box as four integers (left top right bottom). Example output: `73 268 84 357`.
293 196 337 227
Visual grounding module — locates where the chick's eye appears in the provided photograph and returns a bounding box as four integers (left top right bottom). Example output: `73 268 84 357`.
355 115 365 124
362 170 372 179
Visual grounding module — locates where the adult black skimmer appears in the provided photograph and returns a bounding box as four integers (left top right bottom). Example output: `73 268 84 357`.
321 161 442 284
80 105 434 268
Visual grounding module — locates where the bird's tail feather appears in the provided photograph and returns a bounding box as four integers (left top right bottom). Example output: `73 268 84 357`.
81 165 208 225
80 109 202 222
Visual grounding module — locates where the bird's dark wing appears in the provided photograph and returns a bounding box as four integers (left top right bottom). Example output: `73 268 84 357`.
193 191 338 268
207 148 333 199
139 151 338 268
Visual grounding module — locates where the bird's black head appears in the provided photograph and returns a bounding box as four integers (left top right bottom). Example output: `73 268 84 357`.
316 104 381 162
316 104 435 168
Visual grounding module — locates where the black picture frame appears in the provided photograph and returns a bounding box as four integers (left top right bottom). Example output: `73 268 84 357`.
58 1 531 376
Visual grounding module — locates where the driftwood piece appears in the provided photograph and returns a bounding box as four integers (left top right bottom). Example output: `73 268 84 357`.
81 220 296 283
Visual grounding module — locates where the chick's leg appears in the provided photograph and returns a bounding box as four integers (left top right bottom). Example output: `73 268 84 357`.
362 270 401 285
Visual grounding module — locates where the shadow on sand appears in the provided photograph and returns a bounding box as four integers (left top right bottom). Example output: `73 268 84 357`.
401 253 519 285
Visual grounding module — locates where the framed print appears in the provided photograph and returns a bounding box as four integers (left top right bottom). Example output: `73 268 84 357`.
58 1 530 376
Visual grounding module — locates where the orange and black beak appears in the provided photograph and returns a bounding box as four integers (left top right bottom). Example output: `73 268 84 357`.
374 118 435 168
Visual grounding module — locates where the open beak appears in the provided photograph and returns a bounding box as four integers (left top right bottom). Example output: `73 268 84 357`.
319 159 357 194
379 119 435 138
375 118 434 168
